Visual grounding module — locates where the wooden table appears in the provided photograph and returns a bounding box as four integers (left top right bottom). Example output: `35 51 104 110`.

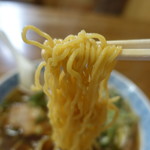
0 2 150 98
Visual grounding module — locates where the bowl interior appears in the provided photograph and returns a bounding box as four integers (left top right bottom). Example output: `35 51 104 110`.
109 71 150 150
0 70 150 150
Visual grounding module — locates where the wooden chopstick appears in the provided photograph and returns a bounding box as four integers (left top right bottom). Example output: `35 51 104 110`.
107 39 150 60
118 48 150 60
107 39 150 49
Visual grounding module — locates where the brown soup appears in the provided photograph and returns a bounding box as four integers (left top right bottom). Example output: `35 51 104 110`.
0 88 139 150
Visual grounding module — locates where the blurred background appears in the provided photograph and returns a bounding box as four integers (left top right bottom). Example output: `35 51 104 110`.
1 0 150 21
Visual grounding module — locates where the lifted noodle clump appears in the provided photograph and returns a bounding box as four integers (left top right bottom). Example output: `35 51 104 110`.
22 25 122 150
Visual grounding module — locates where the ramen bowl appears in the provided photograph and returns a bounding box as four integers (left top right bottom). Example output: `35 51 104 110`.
0 70 150 150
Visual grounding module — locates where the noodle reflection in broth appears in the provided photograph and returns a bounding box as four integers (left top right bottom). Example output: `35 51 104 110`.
22 26 122 150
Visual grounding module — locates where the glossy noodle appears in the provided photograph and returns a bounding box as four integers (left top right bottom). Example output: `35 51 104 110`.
22 25 122 150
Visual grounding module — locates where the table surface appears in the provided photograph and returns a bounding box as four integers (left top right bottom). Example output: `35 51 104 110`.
0 1 150 99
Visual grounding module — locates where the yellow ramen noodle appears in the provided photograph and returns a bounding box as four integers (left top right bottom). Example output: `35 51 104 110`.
22 26 122 150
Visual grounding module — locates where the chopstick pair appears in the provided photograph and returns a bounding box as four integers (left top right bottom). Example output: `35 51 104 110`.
107 39 150 60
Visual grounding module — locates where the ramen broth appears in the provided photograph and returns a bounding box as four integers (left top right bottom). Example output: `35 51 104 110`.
0 88 139 150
